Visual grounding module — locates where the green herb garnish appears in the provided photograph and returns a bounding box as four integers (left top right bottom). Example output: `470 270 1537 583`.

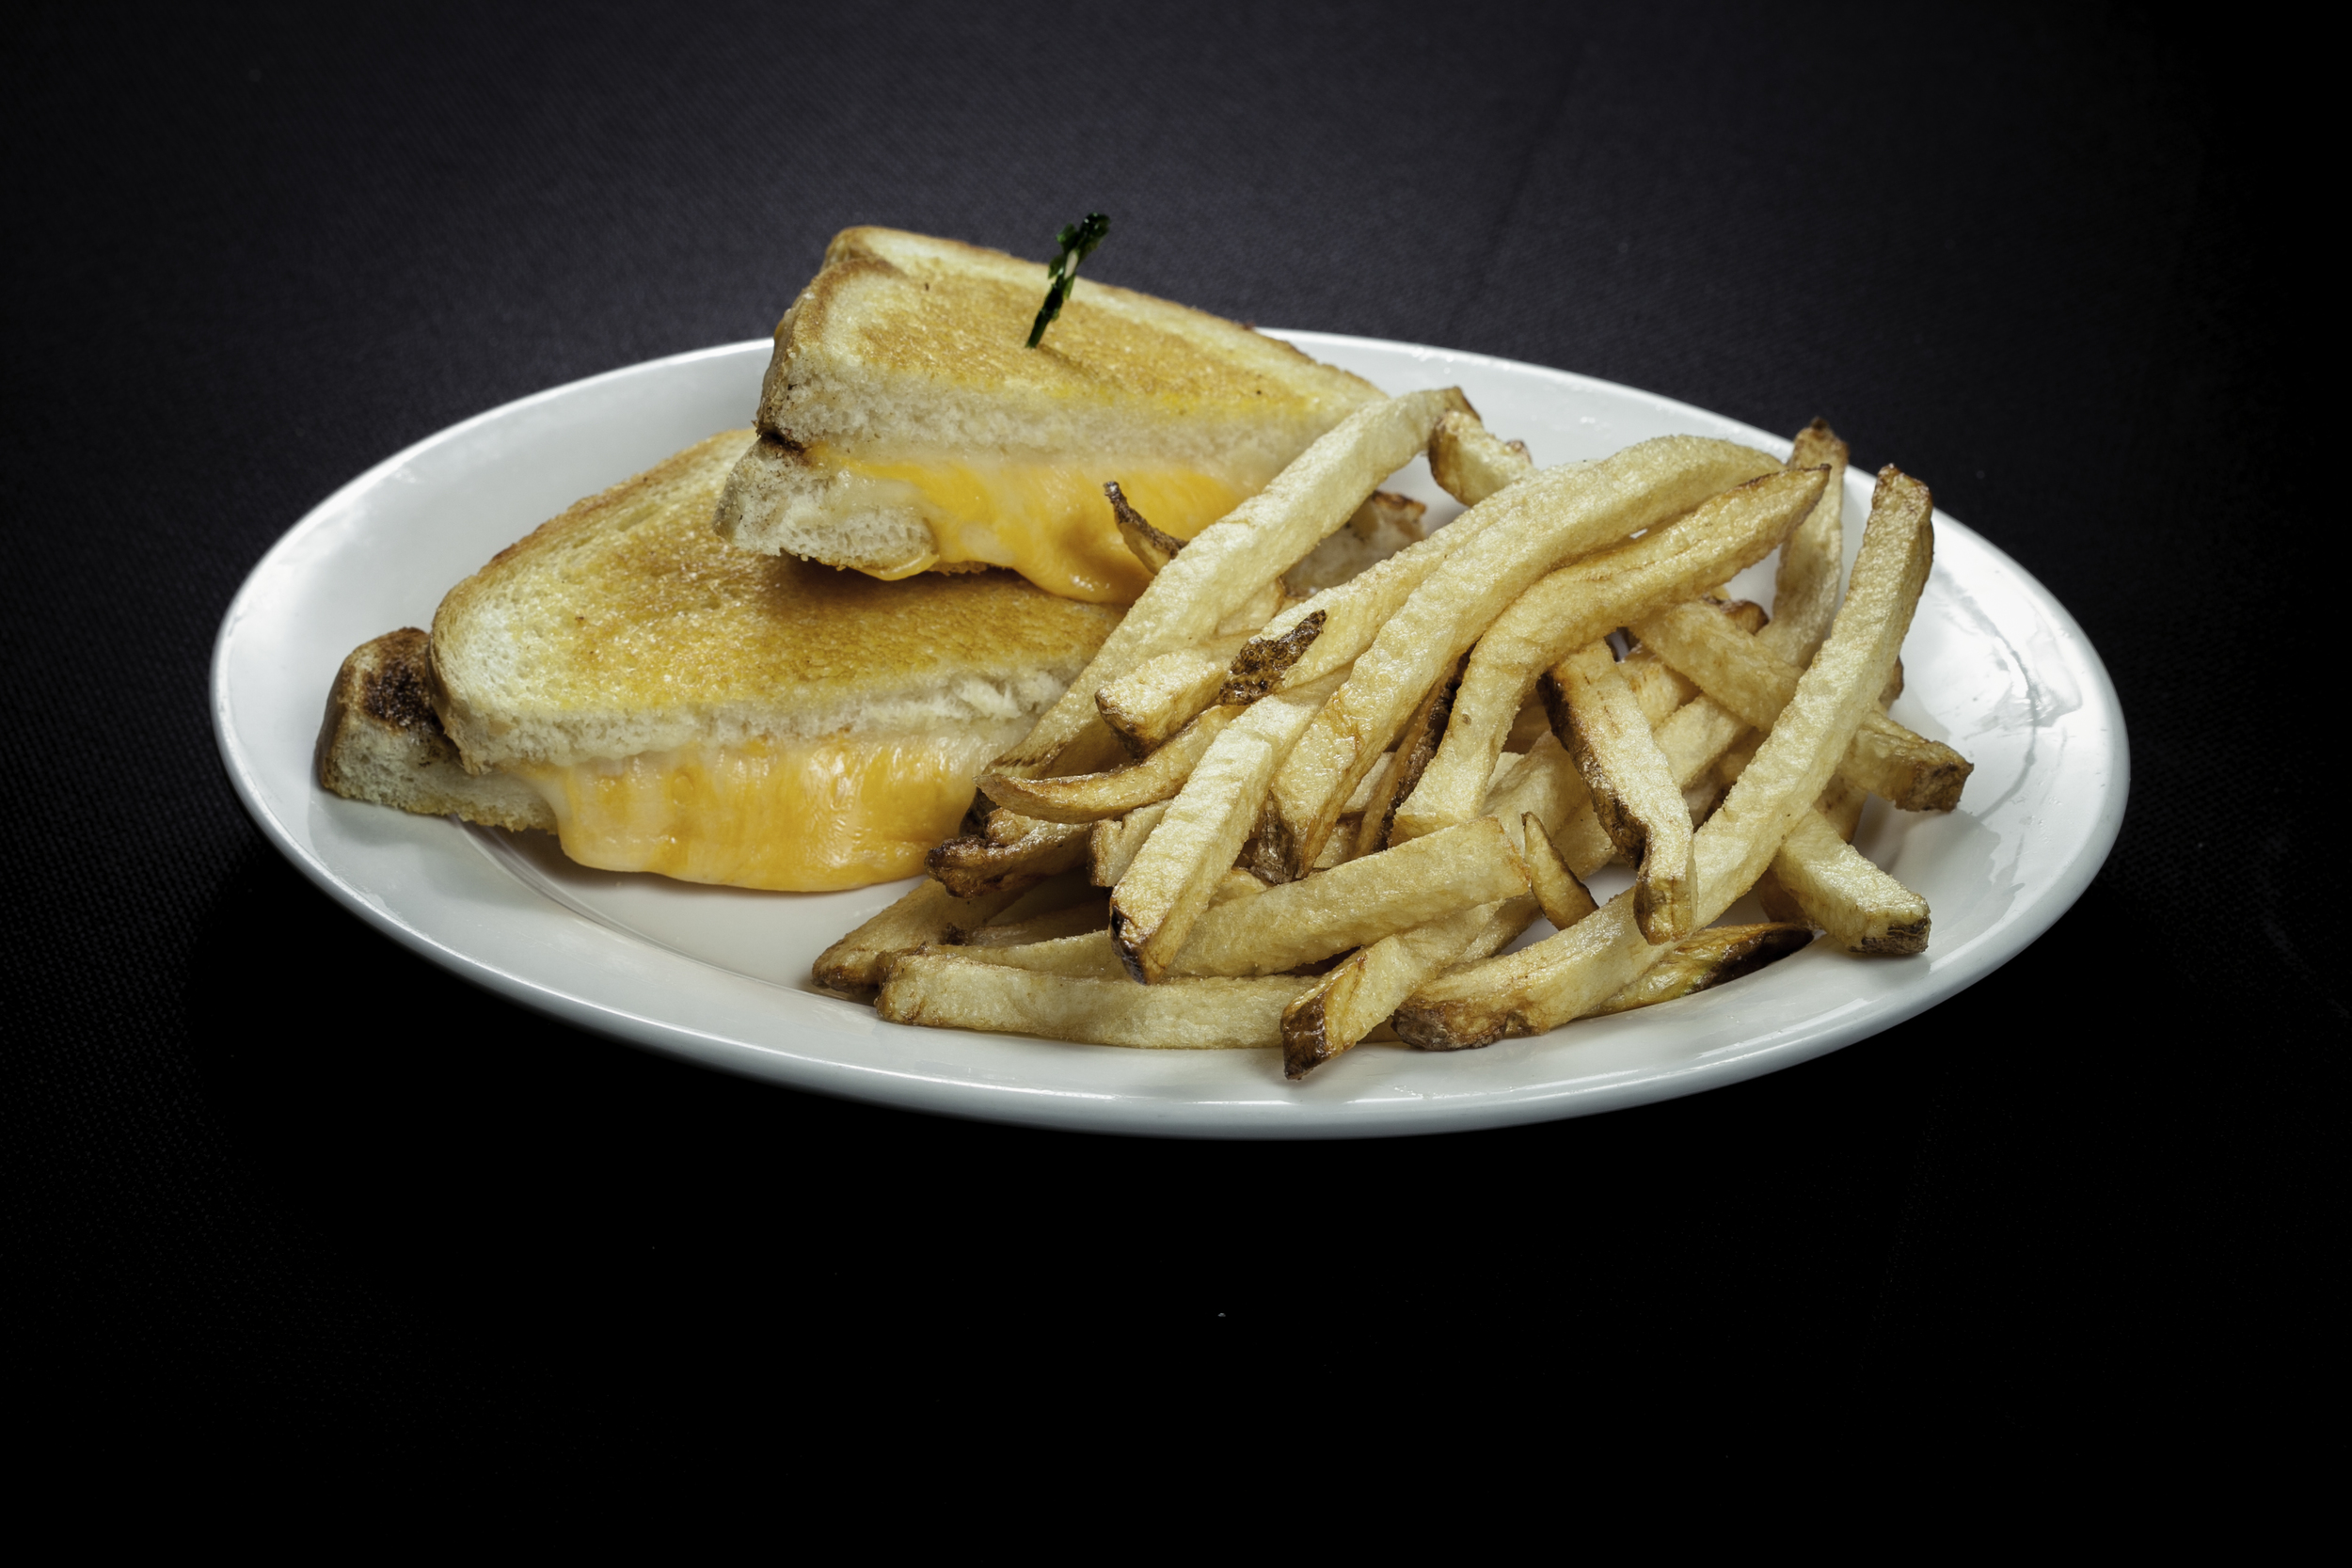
1026 213 1110 349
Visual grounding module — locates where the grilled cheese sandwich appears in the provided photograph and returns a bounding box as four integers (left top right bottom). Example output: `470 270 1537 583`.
319 429 1122 890
715 228 1384 603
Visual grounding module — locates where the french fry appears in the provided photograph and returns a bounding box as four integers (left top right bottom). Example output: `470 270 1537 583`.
1446 893 1543 970
927 932 1127 978
1281 898 1506 1078
1587 923 1815 1015
1503 692 1551 752
1218 542 1447 705
1483 735 1617 878
1541 641 1695 944
1519 813 1599 931
1283 491 1429 595
1428 408 1535 505
1352 652 1468 857
1106 480 1185 576
1168 816 1529 978
1620 598 1767 724
1392 467 1935 1048
1764 420 1851 663
878 951 1318 1049
978 705 1237 824
1268 444 1793 877
1089 800 1169 886
1220 436 1757 707
993 389 1468 777
1595 428 1844 814
1629 597 1971 811
1388 467 1824 847
962 895 1111 949
982 868 1097 926
1109 669 1347 983
1217 578 1288 638
925 816 1090 898
1819 771 1867 841
812 879 1026 997
1095 630 1259 755
1761 809 1931 954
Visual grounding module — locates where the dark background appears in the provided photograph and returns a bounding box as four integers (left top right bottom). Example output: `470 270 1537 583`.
4 2 2331 1456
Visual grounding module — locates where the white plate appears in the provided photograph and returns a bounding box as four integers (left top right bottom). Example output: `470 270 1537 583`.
213 333 2127 1137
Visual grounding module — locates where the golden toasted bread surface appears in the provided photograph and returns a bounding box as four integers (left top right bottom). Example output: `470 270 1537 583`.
431 430 1123 771
760 229 1382 453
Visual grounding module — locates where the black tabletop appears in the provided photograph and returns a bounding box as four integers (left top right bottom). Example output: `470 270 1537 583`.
4 4 2328 1455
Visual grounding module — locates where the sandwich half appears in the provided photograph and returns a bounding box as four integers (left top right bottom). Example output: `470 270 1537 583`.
714 227 1384 604
318 429 1121 891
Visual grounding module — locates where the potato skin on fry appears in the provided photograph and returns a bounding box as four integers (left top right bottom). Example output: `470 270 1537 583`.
925 817 1090 897
1587 923 1814 1014
879 952 1316 1049
1217 610 1327 705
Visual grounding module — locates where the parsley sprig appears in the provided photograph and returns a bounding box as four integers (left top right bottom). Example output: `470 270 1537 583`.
1026 213 1110 348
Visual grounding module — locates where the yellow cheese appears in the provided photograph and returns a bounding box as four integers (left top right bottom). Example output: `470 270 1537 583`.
813 446 1260 604
514 732 999 892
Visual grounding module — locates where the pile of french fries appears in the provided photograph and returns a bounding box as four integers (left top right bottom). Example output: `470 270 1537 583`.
817 388 1972 1079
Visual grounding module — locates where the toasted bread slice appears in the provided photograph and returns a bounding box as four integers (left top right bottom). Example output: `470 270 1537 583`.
317 627 554 832
431 429 1120 773
322 429 1123 891
714 228 1384 602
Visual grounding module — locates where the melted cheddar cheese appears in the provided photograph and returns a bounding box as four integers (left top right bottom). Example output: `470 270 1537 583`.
514 732 1000 892
811 446 1260 603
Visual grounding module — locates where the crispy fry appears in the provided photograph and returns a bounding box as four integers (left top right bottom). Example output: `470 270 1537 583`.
1390 467 1824 848
1541 641 1696 943
1588 923 1815 1014
1265 438 1785 876
983 868 1097 926
1109 669 1347 983
1630 597 1971 812
1761 808 1931 954
1614 421 1843 804
1428 408 1534 505
1283 490 1429 594
925 816 1090 898
878 952 1317 1049
1168 816 1529 978
1393 467 1935 1049
1353 652 1468 857
1089 800 1168 886
1208 867 1266 908
1483 735 1617 878
993 389 1467 777
1620 598 1765 721
962 895 1111 949
928 932 1127 978
1820 772 1867 841
1281 899 1504 1078
978 705 1236 824
1105 480 1185 576
1095 630 1259 755
812 879 1027 997
1765 420 1850 664
1519 813 1599 931
1503 692 1551 752
1216 578 1288 638
1221 437 1742 709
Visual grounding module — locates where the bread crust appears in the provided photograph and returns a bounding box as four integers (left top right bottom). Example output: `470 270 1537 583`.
316 628 555 831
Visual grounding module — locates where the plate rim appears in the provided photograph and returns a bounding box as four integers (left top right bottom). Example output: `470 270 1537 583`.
212 332 2131 1138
